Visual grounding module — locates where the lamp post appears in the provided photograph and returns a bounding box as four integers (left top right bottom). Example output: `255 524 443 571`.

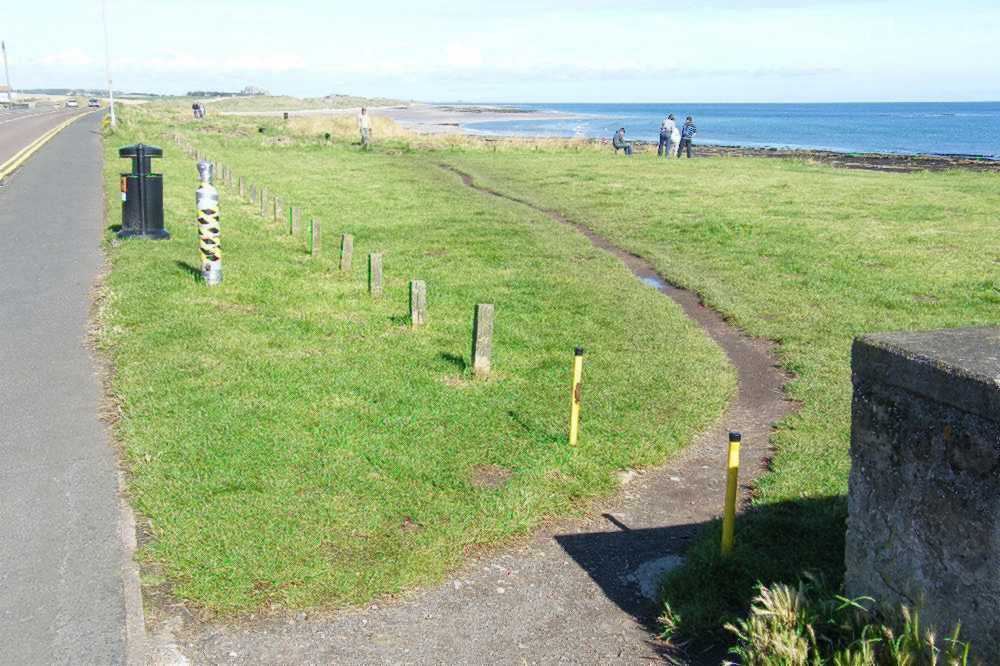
1 41 13 105
102 0 116 127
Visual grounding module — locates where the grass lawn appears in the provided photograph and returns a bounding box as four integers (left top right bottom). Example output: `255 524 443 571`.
99 107 733 612
445 148 1000 635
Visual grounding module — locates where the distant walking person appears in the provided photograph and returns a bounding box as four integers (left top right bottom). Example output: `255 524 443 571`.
679 116 697 158
658 114 676 158
358 107 371 150
612 127 633 156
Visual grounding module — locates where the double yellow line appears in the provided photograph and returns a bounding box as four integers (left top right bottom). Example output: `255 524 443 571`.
0 111 92 182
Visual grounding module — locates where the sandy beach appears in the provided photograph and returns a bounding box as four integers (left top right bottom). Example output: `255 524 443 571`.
219 102 581 134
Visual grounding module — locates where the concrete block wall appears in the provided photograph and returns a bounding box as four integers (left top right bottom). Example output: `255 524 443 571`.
847 327 1000 654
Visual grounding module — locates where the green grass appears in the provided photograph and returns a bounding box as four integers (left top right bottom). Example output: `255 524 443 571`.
443 149 1000 635
100 107 733 612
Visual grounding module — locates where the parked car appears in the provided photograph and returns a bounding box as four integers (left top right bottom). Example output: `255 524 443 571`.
65 99 79 108
88 98 100 108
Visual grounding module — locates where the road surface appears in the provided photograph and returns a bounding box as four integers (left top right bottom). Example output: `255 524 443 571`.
0 112 132 663
0 107 85 166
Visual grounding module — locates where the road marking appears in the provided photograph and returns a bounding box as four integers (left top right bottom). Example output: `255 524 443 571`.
0 112 92 183
0 108 64 126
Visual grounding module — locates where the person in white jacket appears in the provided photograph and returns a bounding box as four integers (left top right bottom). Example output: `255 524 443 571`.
668 115 681 157
358 107 371 150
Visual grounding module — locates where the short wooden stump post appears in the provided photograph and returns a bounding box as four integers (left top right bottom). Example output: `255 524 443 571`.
409 281 427 327
238 176 245 199
249 184 257 204
340 234 354 272
310 219 320 256
472 304 494 378
259 188 268 215
273 197 282 223
368 253 383 297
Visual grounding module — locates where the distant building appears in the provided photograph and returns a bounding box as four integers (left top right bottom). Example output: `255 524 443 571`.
241 86 269 96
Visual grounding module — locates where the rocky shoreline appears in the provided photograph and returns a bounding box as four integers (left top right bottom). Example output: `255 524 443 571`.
690 143 1000 173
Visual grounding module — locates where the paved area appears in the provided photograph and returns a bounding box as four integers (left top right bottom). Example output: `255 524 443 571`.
159 166 793 665
0 106 81 165
0 113 130 663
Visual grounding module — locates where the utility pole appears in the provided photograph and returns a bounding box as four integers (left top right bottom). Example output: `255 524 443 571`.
1 41 13 105
102 0 116 127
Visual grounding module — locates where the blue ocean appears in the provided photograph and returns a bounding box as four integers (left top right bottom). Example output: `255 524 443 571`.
460 102 1000 158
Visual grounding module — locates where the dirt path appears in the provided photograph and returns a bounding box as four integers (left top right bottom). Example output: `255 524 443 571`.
157 166 793 665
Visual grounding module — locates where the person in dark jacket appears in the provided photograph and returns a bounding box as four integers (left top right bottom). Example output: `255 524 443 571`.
612 127 633 156
658 114 676 157
678 116 697 158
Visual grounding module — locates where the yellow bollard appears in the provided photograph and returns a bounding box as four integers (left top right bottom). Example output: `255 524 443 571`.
568 347 584 446
721 431 741 556
196 161 222 286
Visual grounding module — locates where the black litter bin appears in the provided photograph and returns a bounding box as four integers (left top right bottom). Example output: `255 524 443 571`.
118 143 169 239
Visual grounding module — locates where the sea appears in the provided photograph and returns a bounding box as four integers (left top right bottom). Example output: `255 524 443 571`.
458 102 1000 158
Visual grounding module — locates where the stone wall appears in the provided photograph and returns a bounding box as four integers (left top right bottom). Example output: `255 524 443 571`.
846 327 1000 655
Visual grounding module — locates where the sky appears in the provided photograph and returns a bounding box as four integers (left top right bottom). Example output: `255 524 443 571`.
4 0 999 103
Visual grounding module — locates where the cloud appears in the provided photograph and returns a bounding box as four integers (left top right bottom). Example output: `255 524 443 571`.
34 48 96 67
446 43 483 68
114 51 308 74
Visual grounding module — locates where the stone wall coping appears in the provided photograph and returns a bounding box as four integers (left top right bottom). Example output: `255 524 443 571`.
852 327 1000 423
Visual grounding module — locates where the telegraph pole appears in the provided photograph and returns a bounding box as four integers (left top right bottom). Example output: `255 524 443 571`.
2 41 13 105
102 0 116 127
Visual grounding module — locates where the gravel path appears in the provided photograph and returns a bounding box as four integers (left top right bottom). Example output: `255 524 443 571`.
153 166 793 665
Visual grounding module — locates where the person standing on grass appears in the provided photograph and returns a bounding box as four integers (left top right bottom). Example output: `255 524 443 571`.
358 107 371 150
669 116 682 157
613 127 633 156
678 116 697 158
658 114 676 158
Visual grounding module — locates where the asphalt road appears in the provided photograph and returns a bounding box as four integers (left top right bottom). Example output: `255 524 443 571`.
0 107 84 166
0 113 129 662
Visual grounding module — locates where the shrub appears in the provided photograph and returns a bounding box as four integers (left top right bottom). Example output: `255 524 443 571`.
726 576 975 666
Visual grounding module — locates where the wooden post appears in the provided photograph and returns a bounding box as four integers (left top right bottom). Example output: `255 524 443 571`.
259 188 268 215
409 280 427 327
340 234 353 272
238 176 245 198
368 253 382 297
293 207 302 234
310 219 320 256
249 184 257 204
226 167 233 187
472 304 494 378
273 197 282 223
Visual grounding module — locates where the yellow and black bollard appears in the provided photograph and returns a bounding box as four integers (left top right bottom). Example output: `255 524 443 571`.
721 431 742 556
568 347 584 446
196 161 221 286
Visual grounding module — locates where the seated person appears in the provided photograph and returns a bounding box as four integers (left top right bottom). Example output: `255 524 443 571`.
612 127 633 155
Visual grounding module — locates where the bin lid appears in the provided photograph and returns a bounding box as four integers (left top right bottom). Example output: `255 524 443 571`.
118 143 163 158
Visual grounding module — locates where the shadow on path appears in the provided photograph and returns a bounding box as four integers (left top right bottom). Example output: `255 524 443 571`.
556 514 706 630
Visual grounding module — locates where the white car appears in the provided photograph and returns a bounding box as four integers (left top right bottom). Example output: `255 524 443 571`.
88 98 100 108
65 99 79 108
